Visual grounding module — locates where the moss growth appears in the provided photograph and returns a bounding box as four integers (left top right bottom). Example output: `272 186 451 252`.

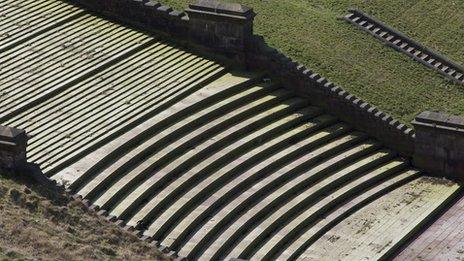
163 0 464 124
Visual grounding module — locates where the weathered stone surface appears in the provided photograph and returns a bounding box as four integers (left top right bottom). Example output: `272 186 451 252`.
185 0 255 53
412 111 464 179
0 125 27 170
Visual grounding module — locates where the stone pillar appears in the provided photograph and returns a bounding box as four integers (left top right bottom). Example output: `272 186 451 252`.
412 111 464 179
0 125 27 170
185 0 255 54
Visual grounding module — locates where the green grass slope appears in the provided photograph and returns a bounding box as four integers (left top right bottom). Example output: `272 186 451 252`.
163 0 464 124
0 174 168 261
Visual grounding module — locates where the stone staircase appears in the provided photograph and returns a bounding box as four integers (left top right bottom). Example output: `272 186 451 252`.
1 0 461 260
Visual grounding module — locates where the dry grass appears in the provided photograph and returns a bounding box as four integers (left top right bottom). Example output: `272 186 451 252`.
0 172 169 261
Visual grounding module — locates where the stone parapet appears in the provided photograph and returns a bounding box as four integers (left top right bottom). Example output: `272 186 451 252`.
186 0 255 54
0 125 27 170
412 111 464 179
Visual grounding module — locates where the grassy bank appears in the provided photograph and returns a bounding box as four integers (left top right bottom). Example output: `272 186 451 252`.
0 173 168 261
163 0 464 124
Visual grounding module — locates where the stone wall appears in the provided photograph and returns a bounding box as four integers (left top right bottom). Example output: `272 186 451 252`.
246 36 415 157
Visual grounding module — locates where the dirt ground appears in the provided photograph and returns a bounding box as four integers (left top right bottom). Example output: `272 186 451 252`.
0 172 169 261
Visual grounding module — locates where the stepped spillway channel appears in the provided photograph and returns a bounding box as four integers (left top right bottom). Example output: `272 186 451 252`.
1 0 461 260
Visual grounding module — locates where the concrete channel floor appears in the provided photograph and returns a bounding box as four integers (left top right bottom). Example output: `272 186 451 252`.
1 0 462 260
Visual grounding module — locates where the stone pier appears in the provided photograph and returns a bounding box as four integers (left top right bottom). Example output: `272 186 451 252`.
186 0 256 54
412 111 464 179
0 126 28 171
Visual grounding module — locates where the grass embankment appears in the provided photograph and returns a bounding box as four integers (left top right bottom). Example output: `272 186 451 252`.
163 0 464 124
0 173 168 261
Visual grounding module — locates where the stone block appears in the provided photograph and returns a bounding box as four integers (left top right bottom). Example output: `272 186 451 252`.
0 125 27 170
412 111 464 179
185 0 255 53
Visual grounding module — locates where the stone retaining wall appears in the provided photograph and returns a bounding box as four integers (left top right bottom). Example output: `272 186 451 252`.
246 36 415 157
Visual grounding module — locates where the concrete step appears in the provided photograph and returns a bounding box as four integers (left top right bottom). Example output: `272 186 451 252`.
66 74 264 193
306 176 459 260
286 168 421 260
0 0 83 51
209 150 395 260
128 107 331 232
123 102 317 229
41 64 225 176
50 70 256 186
0 14 154 121
348 181 459 260
105 89 295 218
26 51 211 160
395 192 464 260
5 43 174 128
162 123 355 250
180 138 379 259
14 44 179 143
31 60 220 168
85 87 285 209
246 159 407 260
74 85 273 202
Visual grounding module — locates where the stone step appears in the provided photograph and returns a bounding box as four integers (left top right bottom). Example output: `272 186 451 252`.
5 43 174 128
0 0 83 51
246 159 406 260
2 15 128 73
28 59 218 166
348 179 459 260
14 44 178 141
2 0 55 16
106 90 296 219
90 88 289 211
307 177 459 260
0 14 154 121
163 124 357 251
211 150 395 260
75 85 273 202
1 14 96 79
41 64 225 176
124 103 318 229
26 49 206 158
131 109 333 234
181 139 379 259
287 168 421 260
52 71 258 186
0 0 64 31
395 193 464 260
1 14 106 70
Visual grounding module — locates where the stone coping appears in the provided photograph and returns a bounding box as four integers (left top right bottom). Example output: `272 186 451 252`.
412 111 464 133
188 0 255 18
